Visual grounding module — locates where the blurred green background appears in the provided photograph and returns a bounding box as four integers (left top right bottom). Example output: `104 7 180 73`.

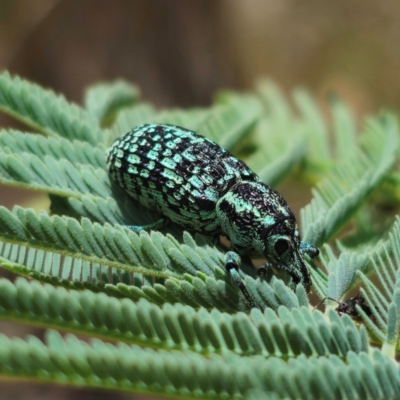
0 0 399 398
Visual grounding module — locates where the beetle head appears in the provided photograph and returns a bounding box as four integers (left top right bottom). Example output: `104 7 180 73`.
216 181 316 291
263 218 311 291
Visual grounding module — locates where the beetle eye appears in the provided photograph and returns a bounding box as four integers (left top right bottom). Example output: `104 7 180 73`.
274 239 289 255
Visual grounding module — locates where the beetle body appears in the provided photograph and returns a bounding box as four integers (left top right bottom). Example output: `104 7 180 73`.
106 124 318 306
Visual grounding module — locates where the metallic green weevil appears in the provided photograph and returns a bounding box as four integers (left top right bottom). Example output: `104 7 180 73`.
106 124 319 307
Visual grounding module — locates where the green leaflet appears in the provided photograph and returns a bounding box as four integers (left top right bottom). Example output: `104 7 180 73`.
0 330 396 399
0 240 305 312
303 113 399 303
84 79 140 126
155 107 210 132
0 278 367 357
330 95 358 161
293 88 331 172
0 206 185 277
245 116 307 187
301 113 399 248
0 71 104 145
256 79 331 181
312 235 388 300
355 217 400 352
197 92 263 150
0 129 106 168
0 150 110 198
111 93 263 154
111 103 157 141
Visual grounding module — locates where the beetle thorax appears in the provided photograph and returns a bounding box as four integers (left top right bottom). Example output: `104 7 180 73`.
215 181 295 253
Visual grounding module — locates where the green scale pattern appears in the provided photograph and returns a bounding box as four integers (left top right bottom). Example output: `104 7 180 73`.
107 124 258 234
107 124 319 306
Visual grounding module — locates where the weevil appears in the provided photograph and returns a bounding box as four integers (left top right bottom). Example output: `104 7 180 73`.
106 124 319 307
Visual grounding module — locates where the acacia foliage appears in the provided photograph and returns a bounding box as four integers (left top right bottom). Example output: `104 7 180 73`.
0 72 399 399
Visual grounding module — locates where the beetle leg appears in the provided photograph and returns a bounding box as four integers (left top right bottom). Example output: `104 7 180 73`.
224 251 257 309
125 217 168 232
258 261 308 291
257 262 274 278
299 242 319 258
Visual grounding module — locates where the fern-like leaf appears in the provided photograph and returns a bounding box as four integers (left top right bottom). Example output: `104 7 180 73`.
0 278 368 358
356 217 400 353
0 150 110 197
256 79 331 181
0 330 396 399
330 95 358 161
0 71 104 145
84 79 140 126
302 113 398 248
197 92 263 150
246 117 307 186
1 74 400 398
0 129 106 169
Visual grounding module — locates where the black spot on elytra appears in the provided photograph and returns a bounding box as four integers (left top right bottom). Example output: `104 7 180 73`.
218 199 236 218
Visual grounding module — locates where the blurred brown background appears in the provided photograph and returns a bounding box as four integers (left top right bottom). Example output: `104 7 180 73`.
0 0 400 398
2 0 400 209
